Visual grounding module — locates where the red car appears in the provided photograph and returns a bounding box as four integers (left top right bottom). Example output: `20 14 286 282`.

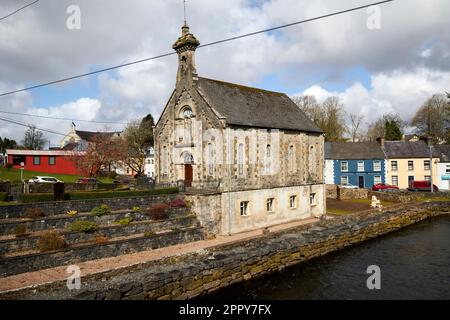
372 183 399 192
408 181 439 192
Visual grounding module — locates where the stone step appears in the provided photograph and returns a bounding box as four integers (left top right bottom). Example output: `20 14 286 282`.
0 226 204 277
0 207 191 236
0 215 200 256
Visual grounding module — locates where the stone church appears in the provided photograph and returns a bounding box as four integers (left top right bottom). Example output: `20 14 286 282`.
155 24 325 235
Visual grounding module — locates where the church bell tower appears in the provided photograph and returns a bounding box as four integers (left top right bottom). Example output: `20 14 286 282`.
172 23 200 88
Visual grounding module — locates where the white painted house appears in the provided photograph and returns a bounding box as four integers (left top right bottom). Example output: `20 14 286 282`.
435 145 450 191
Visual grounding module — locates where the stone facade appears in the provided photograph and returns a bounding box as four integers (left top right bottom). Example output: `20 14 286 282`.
154 24 325 235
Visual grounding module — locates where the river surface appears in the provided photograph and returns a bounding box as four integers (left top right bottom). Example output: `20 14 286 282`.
207 215 450 300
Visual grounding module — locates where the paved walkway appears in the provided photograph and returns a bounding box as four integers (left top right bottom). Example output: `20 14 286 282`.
0 217 318 293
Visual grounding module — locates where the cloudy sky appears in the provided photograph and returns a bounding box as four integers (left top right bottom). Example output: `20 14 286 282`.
0 0 449 146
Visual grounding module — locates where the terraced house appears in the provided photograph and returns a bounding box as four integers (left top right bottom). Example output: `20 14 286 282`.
324 142 386 189
155 24 325 235
382 139 439 189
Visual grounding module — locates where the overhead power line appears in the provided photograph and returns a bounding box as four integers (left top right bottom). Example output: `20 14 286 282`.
0 0 394 98
0 110 128 125
0 116 67 137
0 0 40 22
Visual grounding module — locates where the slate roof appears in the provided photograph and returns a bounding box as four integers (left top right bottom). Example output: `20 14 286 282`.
196 77 323 133
434 144 450 162
383 140 439 159
75 130 119 142
325 142 385 160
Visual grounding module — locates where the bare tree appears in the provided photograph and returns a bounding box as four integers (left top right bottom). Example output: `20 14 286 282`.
366 113 406 141
22 125 46 150
348 114 365 142
412 94 449 144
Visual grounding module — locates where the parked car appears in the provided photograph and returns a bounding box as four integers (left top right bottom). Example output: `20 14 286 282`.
28 176 63 184
408 181 439 192
372 183 399 192
340 183 359 189
76 178 101 184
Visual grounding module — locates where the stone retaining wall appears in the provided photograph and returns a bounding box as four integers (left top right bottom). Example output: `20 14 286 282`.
0 194 179 219
326 185 338 199
1 201 448 300
337 187 369 200
0 226 204 277
28 183 122 194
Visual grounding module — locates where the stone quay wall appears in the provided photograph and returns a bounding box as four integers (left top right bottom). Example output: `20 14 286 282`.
1 201 448 300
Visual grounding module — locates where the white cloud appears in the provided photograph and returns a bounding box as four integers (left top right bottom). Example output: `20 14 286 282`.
297 67 450 130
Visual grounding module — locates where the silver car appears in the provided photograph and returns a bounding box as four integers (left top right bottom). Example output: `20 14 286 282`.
28 176 63 184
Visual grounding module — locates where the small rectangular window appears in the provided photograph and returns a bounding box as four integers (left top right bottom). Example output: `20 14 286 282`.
341 161 348 172
266 198 275 213
341 176 348 185
425 176 431 182
408 161 414 171
310 193 316 206
373 160 381 172
391 161 398 171
48 156 56 166
392 176 399 186
240 201 249 216
289 195 297 209
357 161 365 172
374 176 382 185
424 160 430 171
33 156 41 166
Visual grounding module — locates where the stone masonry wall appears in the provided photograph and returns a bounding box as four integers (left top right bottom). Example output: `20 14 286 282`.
0 194 179 219
1 201 448 300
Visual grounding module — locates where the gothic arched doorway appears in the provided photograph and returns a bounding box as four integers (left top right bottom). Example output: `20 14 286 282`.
182 152 194 187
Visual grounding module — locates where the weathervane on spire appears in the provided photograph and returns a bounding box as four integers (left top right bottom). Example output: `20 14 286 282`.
183 0 187 26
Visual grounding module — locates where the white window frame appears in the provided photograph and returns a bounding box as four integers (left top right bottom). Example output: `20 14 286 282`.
374 175 382 185
310 193 317 206
391 161 398 171
240 201 249 216
289 195 297 209
341 176 349 186
392 176 399 186
373 160 381 172
357 161 365 172
341 161 348 172
425 176 431 182
424 160 431 171
266 198 275 213
408 160 414 171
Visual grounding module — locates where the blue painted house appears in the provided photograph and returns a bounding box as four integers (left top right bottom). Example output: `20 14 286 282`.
324 142 386 189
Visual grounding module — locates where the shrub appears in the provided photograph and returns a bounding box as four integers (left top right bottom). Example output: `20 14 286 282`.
169 198 187 208
146 204 170 221
22 193 68 203
69 221 99 233
25 207 45 219
67 210 78 217
144 231 155 237
94 235 109 244
14 224 28 238
132 206 141 212
0 192 7 202
108 171 118 180
37 231 66 252
5 163 13 170
91 204 111 216
115 217 133 226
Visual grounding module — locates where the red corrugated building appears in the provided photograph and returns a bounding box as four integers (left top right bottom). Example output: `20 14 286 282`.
5 149 84 175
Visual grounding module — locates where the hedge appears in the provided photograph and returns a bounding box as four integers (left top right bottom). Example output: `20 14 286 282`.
0 192 7 202
21 187 179 204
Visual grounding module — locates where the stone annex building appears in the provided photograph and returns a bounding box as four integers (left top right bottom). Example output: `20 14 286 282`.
155 24 325 235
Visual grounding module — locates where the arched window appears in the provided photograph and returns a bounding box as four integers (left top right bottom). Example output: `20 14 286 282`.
182 106 193 119
309 145 316 176
288 145 295 173
162 146 168 175
266 144 271 174
207 143 214 176
238 143 244 176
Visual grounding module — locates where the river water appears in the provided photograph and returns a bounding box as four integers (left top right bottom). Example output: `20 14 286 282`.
207 215 450 300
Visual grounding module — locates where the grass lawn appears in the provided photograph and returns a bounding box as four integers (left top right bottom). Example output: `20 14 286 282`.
0 167 114 184
327 198 395 216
